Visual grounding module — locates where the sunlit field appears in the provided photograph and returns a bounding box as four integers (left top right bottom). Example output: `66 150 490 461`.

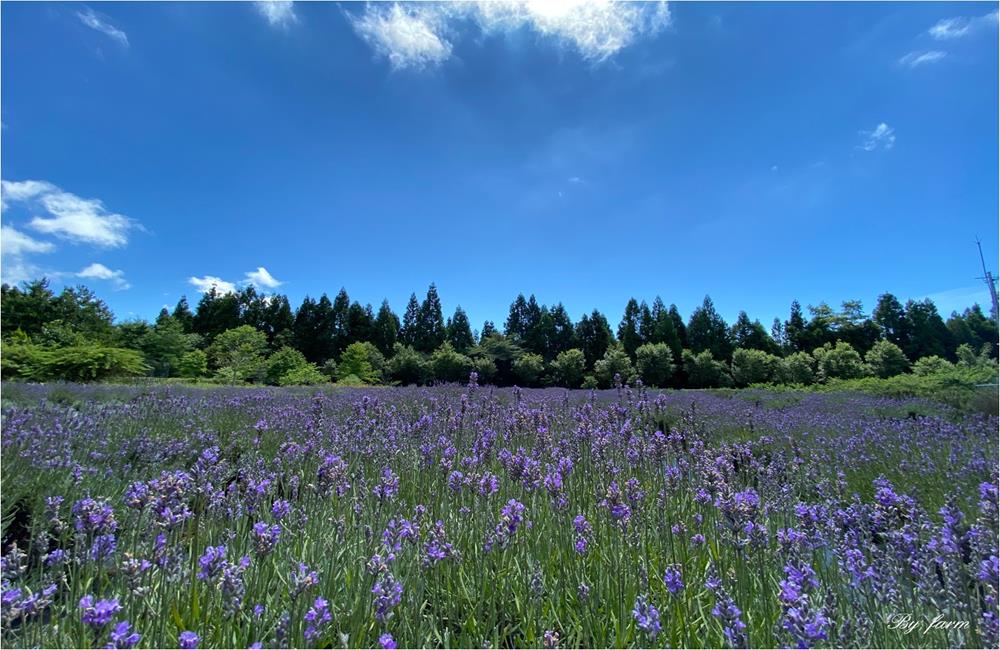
1 381 997 649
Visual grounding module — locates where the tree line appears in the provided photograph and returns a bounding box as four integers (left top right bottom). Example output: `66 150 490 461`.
1 278 996 388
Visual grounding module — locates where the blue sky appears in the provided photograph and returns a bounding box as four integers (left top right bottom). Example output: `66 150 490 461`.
2 1 997 330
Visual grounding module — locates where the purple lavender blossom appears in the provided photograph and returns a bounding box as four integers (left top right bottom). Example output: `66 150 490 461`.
178 631 200 649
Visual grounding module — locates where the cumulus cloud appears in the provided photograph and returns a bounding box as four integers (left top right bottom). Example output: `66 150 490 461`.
1 225 55 257
188 276 237 295
928 11 998 40
244 266 283 288
254 1 297 29
859 122 896 151
899 50 946 67
348 0 671 69
77 8 129 47
78 262 130 290
1 179 136 248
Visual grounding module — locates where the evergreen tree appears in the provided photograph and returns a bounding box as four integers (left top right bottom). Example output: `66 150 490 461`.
261 295 294 348
415 283 445 353
902 299 954 361
331 289 352 356
575 310 614 370
481 321 497 340
730 311 780 355
874 293 910 350
192 287 241 342
401 293 420 348
505 294 530 341
346 301 374 346
446 306 476 353
668 304 687 349
617 298 644 360
784 300 808 353
687 296 732 360
372 300 400 357
172 296 194 333
548 303 576 357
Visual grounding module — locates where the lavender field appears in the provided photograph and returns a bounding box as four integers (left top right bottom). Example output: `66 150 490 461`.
1 381 997 649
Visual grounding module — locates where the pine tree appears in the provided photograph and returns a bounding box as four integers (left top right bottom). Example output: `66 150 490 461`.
446 306 475 353
401 294 420 348
617 298 643 359
416 283 445 353
687 296 732 360
373 300 401 357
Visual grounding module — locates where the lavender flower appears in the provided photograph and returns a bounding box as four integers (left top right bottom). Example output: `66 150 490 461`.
179 631 200 649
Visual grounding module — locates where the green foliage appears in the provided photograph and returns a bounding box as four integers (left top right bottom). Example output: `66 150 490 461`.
775 351 815 385
683 349 732 388
512 353 545 387
687 296 733 360
277 363 328 386
581 374 599 389
208 325 269 384
177 349 208 379
635 342 674 387
593 344 636 388
731 348 779 387
864 340 910 379
913 355 953 376
471 357 496 384
338 342 383 384
549 348 586 388
430 342 474 384
813 341 866 381
265 346 311 385
2 343 148 382
387 344 430 386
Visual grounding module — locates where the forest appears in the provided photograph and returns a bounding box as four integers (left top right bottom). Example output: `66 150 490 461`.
1 278 997 391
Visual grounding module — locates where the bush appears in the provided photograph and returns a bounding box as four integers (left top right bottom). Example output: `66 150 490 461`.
430 342 474 383
813 341 865 381
471 357 497 385
683 349 732 388
594 345 636 388
265 347 310 385
338 342 383 384
5 344 149 382
635 343 674 387
177 349 208 379
865 340 909 378
513 353 545 387
581 374 599 390
775 352 815 385
550 349 586 388
731 348 779 387
278 363 328 386
207 326 268 383
388 344 430 386
913 356 953 376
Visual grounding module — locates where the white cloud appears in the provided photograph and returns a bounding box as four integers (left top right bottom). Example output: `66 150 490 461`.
77 8 129 47
928 11 998 40
350 4 453 70
189 276 237 295
471 0 671 62
244 266 283 288
254 1 297 29
899 50 946 67
859 122 896 151
1 179 136 248
1 225 55 256
78 262 130 290
348 1 671 69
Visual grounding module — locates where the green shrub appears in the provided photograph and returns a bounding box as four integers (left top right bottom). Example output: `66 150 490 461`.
594 345 636 388
513 353 545 387
913 356 953 376
813 341 865 381
731 348 779 387
388 344 430 386
430 342 474 383
338 342 383 384
177 349 208 379
471 357 496 384
775 352 815 385
550 349 586 388
683 349 732 388
635 343 674 387
266 347 310 385
4 344 148 382
865 340 909 378
278 363 328 386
